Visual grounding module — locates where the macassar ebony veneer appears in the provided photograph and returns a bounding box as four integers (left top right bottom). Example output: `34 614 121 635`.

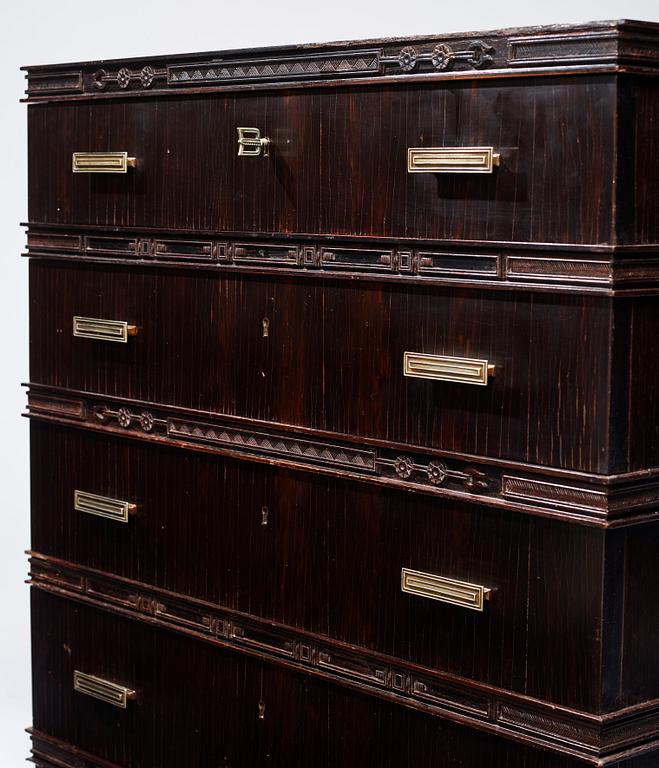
27 258 659 480
23 18 659 768
27 77 622 246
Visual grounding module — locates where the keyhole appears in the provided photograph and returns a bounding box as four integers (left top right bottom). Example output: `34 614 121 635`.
258 700 266 719
261 506 269 526
262 318 270 338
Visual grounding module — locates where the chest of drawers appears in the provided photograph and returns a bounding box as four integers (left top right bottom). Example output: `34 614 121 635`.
22 19 659 768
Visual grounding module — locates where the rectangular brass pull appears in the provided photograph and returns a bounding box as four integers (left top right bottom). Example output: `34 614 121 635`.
73 671 135 708
74 490 136 523
237 127 270 157
408 146 500 174
73 316 138 343
72 152 136 173
404 352 495 386
401 568 492 612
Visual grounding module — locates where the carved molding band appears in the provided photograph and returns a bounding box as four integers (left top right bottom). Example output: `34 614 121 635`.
25 226 659 295
169 50 380 85
93 65 166 90
380 41 494 72
25 385 659 528
27 554 659 765
168 419 377 471
23 23 659 101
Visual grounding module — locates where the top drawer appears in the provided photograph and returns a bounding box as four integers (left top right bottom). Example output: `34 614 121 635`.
28 76 615 245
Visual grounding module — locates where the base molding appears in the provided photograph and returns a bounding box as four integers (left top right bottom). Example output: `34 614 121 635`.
28 730 123 768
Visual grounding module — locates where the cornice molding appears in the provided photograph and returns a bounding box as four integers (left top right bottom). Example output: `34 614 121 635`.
24 225 659 296
28 554 659 765
21 21 659 103
25 384 659 528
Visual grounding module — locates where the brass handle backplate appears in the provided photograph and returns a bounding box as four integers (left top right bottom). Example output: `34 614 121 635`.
73 316 138 343
401 568 492 612
404 352 495 386
73 671 135 708
408 146 501 174
72 152 136 173
74 490 136 523
237 127 271 157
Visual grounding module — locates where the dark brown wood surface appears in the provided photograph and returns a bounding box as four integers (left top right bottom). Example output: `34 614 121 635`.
27 77 617 246
30 420 612 712
23 19 659 768
29 259 614 472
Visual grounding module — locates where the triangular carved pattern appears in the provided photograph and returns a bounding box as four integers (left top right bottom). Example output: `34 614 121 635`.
168 420 376 470
169 55 378 84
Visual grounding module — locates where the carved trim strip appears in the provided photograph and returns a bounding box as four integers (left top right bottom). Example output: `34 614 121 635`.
379 40 494 73
507 31 619 66
418 251 500 278
508 29 659 68
24 386 659 528
501 476 608 513
27 393 87 421
92 65 167 90
169 50 380 86
27 227 659 294
26 70 83 95
168 419 377 471
27 554 659 764
505 256 612 284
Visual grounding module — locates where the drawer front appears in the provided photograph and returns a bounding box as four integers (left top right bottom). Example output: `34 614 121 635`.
32 590 609 768
29 260 611 472
31 422 605 711
28 76 614 245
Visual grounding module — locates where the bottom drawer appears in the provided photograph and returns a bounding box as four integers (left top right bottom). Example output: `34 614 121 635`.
30 589 646 768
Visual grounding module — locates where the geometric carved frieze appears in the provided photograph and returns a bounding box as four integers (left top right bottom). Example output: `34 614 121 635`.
25 226 659 294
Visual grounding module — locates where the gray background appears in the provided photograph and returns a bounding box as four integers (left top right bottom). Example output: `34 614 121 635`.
1 0 657 763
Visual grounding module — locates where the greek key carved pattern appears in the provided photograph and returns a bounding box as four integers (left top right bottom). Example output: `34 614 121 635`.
27 226 650 292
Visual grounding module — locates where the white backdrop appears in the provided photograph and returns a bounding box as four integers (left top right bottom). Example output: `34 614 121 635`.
1 0 657 763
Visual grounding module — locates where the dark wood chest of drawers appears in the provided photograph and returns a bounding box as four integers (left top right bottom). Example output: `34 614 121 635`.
22 20 659 768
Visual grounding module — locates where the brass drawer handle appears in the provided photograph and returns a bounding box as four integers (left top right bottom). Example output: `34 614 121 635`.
74 490 136 523
408 146 501 174
237 127 271 157
73 671 136 708
73 316 138 343
72 152 137 173
404 352 495 386
401 568 492 612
